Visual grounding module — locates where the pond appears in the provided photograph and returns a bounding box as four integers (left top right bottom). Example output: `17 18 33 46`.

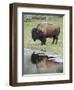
22 48 63 75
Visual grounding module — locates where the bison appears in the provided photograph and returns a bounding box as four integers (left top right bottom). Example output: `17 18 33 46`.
32 22 60 45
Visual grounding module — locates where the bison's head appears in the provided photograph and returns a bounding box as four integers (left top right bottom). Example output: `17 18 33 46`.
32 28 38 41
31 52 39 64
31 52 48 64
32 28 46 45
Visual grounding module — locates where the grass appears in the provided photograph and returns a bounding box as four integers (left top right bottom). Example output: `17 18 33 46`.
24 15 63 55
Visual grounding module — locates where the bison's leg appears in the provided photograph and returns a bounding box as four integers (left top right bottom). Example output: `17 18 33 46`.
52 36 55 44
41 42 43 45
41 41 46 45
55 36 58 44
40 38 46 45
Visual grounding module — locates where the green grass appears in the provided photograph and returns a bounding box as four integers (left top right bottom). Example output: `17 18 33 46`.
24 16 63 54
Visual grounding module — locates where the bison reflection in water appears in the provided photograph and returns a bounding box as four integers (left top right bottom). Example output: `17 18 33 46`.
31 52 63 73
32 22 60 45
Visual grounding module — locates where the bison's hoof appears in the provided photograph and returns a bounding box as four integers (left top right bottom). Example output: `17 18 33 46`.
55 42 57 45
52 42 54 44
41 43 46 45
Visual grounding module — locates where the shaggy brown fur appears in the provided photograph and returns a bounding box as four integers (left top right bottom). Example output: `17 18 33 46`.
37 22 60 37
